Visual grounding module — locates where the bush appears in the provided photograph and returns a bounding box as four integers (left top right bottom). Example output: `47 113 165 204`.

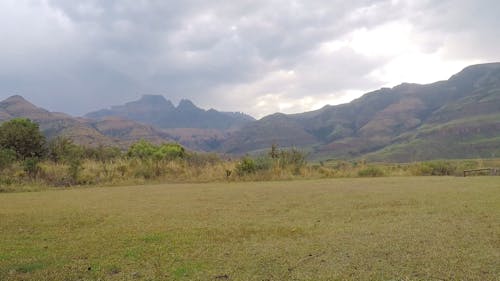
358 166 385 177
155 143 185 160
414 161 457 176
0 148 16 170
235 157 257 176
128 140 185 161
278 148 306 174
23 157 41 179
0 118 46 160
84 145 122 162
127 140 157 159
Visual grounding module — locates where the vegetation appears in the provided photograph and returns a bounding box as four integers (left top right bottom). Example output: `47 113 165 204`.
0 118 45 160
0 119 499 193
0 177 498 280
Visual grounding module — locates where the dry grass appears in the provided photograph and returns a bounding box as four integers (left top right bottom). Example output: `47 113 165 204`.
0 177 499 280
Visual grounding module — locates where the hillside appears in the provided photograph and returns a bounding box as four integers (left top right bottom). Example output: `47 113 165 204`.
0 96 175 147
220 63 500 161
85 95 255 130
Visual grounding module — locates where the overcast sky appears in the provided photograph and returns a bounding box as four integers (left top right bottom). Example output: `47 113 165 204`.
1 0 499 118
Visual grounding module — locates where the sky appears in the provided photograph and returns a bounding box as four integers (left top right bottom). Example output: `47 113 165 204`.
1 0 499 118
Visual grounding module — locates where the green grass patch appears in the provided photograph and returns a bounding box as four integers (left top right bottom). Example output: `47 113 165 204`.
15 262 46 273
0 178 499 280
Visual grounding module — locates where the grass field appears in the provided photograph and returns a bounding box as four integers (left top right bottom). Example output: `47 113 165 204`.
0 177 499 280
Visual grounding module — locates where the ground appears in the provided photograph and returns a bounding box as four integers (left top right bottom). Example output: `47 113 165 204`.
0 177 499 280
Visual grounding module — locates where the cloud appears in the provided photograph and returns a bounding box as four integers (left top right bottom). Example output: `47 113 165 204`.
0 0 498 118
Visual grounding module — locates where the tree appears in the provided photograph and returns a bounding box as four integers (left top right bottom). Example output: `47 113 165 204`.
0 148 16 171
0 118 46 160
127 140 157 159
46 136 76 163
128 140 185 161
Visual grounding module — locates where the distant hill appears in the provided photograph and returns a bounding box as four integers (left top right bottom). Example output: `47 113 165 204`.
85 95 255 130
220 63 500 161
0 95 175 147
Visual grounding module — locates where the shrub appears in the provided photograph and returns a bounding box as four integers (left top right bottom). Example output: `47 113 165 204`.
155 143 185 160
235 157 257 176
128 140 157 159
128 140 185 161
414 161 457 176
0 148 16 170
83 145 122 162
276 148 307 175
358 166 385 177
0 118 46 160
23 157 41 179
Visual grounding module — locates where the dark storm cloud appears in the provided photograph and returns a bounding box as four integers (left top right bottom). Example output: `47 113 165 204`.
0 0 498 117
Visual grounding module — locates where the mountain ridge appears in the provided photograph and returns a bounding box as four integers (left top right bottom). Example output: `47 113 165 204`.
85 95 255 130
2 62 499 161
219 62 500 161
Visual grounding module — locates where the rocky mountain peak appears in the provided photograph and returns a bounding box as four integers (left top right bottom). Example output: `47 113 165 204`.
134 95 175 109
177 99 199 111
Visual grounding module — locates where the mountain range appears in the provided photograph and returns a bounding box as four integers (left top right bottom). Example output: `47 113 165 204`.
1 62 499 161
85 95 254 130
219 62 500 161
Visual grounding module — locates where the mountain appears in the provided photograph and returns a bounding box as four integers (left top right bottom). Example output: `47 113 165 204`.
3 62 499 161
0 95 175 147
85 95 255 130
220 63 500 161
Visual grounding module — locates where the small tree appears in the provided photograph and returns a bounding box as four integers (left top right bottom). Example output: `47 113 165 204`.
127 140 157 159
155 143 186 160
0 118 46 160
46 136 85 184
235 157 257 176
46 136 77 163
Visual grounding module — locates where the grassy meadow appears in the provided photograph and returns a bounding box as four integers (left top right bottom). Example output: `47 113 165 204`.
0 177 499 280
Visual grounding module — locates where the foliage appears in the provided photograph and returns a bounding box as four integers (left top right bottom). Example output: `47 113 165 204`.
1 133 499 191
0 148 16 170
276 148 306 174
127 140 185 161
46 137 85 184
67 146 84 184
412 161 458 176
0 118 46 160
234 146 307 178
156 143 186 160
84 145 122 162
47 136 79 163
358 166 385 177
235 157 257 176
127 140 157 159
23 157 41 178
